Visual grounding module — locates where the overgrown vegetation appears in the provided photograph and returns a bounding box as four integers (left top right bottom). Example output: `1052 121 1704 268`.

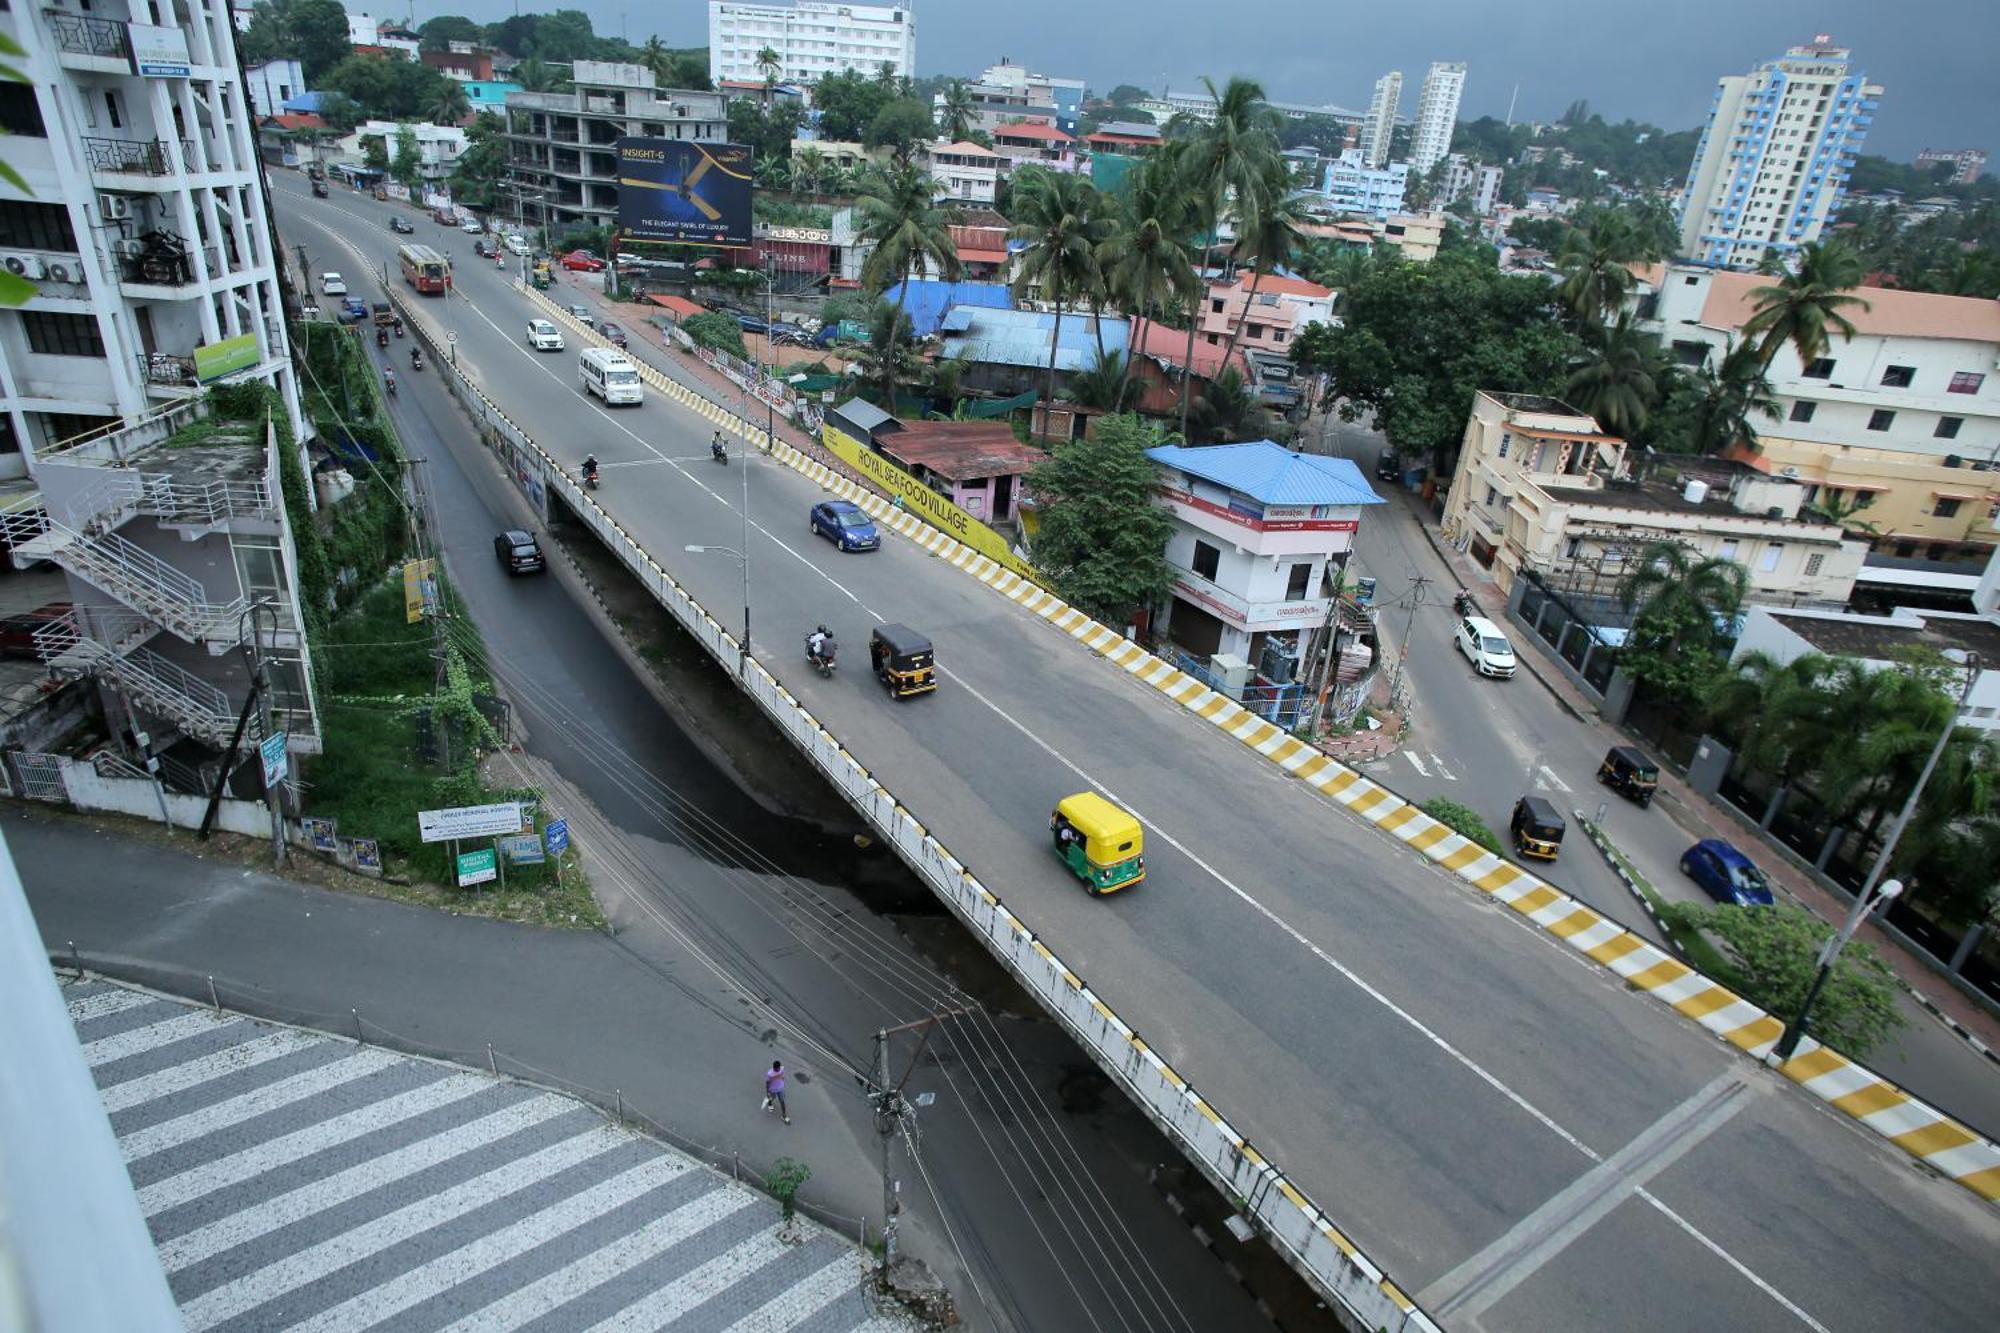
1026 415 1174 623
1418 798 1503 856
680 311 748 359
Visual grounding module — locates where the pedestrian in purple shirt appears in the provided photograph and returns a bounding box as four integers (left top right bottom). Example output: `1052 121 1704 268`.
762 1060 789 1123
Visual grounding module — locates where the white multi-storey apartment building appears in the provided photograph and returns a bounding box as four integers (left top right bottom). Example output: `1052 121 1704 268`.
1675 37 1881 271
707 2 915 86
1410 61 1465 175
1440 153 1503 215
1628 262 2000 568
0 0 321 777
1320 149 1408 218
1915 147 1987 186
1359 71 1401 169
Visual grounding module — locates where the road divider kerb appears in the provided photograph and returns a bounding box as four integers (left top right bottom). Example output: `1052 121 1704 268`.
530 281 2000 1203
403 285 1444 1329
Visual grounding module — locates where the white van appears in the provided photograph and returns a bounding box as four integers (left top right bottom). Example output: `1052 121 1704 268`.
579 346 643 405
1455 614 1518 679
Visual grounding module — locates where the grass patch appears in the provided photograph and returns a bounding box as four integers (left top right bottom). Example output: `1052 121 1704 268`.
1597 833 1745 988
305 575 602 929
1419 797 1504 856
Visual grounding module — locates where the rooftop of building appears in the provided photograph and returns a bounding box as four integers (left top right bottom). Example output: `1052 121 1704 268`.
1559 459 1836 533
1489 390 1602 420
1210 272 1334 300
938 305 1128 372
882 279 1012 337
991 122 1073 143
1766 608 2000 663
1127 316 1249 381
930 139 999 159
878 420 1046 480
1146 442 1385 508
1634 262 2000 343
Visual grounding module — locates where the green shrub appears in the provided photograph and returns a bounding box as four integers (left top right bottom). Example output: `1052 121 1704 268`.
681 311 747 358
1419 798 1504 855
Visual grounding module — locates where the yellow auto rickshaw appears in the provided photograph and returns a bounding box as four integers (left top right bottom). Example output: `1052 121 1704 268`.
1051 792 1145 895
530 260 553 290
869 623 936 699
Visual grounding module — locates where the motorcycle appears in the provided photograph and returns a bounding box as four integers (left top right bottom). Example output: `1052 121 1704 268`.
805 632 837 679
410 347 424 372
393 319 404 338
1452 591 1473 619
582 460 600 491
383 370 397 397
710 436 729 465
376 326 389 349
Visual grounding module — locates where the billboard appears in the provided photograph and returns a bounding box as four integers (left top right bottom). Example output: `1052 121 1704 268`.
616 139 753 247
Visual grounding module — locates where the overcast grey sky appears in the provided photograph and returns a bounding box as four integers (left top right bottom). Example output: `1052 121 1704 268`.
443 0 1998 160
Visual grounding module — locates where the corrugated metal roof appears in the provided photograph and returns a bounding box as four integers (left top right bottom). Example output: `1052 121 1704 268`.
883 280 1012 337
1145 442 1387 507
938 307 1130 373
831 397 895 435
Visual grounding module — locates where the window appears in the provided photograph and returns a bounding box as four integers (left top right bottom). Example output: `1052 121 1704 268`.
1934 497 1963 519
1854 490 1876 509
0 200 77 252
1804 553 1824 577
1936 416 1963 440
1788 401 1815 422
1949 371 1984 394
1191 540 1220 581
1758 543 1784 573
1803 357 1835 378
1880 364 1915 388
1285 563 1311 600
1210 299 1224 313
1718 539 1739 562
21 311 104 357
1484 485 1498 506
1866 409 1895 431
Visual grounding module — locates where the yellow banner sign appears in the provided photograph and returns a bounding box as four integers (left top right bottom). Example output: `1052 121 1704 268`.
819 424 1038 581
403 558 438 623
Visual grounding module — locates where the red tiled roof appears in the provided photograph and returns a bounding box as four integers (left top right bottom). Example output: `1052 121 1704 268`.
645 294 706 318
264 113 327 131
1127 317 1249 381
879 420 1045 481
1213 272 1333 300
958 249 1009 265
949 224 1010 266
1085 132 1157 147
993 123 1072 143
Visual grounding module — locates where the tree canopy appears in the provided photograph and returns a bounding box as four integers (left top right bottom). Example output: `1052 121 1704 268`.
863 99 937 162
319 53 457 122
1027 415 1178 623
812 70 899 143
238 0 351 83
1290 251 1583 469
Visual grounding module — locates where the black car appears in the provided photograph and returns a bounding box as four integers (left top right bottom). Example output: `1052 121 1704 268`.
1375 449 1400 482
474 238 498 259
494 529 545 574
390 216 415 234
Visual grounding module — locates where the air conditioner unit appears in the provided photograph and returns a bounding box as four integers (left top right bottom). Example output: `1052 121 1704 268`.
1780 466 1799 478
41 261 76 284
99 193 133 220
114 238 146 259
1 253 46 280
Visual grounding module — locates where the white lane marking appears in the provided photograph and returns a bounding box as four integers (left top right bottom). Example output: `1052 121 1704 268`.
99 1029 325 1114
580 1228 795 1333
1539 766 1573 793
716 1251 867 1333
120 1046 403 1163
81 1011 226 1065
1429 753 1458 781
68 987 157 1023
332 218 1825 1328
1404 752 1432 778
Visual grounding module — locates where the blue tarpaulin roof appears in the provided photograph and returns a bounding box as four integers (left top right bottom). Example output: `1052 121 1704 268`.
938 306 1129 373
1145 442 1387 507
882 280 1012 338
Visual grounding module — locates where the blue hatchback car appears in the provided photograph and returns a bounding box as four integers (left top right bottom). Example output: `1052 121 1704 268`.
810 500 880 552
1680 839 1775 906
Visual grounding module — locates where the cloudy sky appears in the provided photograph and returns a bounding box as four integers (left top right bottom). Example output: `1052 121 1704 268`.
441 0 1998 159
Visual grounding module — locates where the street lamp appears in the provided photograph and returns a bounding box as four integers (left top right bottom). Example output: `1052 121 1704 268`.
1771 650 1979 1061
685 543 750 673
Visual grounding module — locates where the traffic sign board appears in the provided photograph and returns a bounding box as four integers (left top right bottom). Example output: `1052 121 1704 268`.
455 847 497 887
545 818 569 854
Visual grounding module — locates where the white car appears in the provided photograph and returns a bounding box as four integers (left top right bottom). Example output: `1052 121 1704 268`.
460 219 483 234
319 272 346 295
1455 614 1518 679
504 235 531 257
566 304 594 330
527 319 564 351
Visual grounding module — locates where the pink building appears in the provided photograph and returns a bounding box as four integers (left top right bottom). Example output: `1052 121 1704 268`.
1195 273 1336 359
990 122 1077 172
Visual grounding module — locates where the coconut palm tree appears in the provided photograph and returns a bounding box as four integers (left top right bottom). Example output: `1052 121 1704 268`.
855 162 959 406
755 46 781 105
1565 314 1660 438
1215 157 1306 375
430 80 471 126
939 80 977 142
1685 341 1779 456
1555 211 1640 325
1618 539 1748 654
1097 146 1201 411
1187 367 1272 444
1705 651 1840 791
1742 241 1871 371
1008 166 1109 415
1172 76 1280 440
791 145 827 197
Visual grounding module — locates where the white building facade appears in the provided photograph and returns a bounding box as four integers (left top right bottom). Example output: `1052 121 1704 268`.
922 140 999 208
1675 37 1881 271
242 58 304 119
0 0 304 474
1359 71 1401 169
1733 605 2000 732
1410 61 1465 174
1321 150 1408 218
1440 152 1503 215
347 120 468 182
707 2 916 86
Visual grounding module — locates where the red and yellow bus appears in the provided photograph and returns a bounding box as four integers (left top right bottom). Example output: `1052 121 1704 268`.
397 243 451 294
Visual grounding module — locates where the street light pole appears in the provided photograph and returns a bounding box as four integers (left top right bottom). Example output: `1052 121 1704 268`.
1772 651 1978 1062
685 544 751 675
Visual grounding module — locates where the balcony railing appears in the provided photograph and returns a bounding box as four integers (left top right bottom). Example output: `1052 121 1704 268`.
83 136 194 177
43 11 127 59
136 352 199 389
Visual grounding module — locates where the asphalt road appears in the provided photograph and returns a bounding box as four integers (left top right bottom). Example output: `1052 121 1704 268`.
280 180 2000 1331
290 241 1270 1333
1305 413 2000 1144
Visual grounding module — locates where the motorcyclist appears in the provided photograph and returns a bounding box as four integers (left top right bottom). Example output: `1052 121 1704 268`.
710 431 728 462
806 624 835 667
393 317 404 338
582 454 599 486
410 345 424 370
383 368 396 395
376 325 389 348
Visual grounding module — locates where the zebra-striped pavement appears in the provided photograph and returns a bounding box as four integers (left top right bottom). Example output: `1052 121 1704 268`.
65 978 918 1333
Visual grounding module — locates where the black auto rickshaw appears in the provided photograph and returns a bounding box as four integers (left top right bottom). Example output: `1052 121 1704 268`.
870 623 936 699
1597 745 1659 807
1510 795 1566 861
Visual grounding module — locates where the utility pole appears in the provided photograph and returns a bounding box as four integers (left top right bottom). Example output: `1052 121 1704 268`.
868 1009 972 1283
1388 575 1430 707
1305 560 1348 738
239 599 287 867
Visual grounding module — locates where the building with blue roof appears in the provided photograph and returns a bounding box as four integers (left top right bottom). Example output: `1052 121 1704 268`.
882 280 1011 338
936 306 1130 399
1143 441 1384 682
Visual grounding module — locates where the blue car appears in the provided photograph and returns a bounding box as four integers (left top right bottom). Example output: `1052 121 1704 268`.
810 500 880 552
1680 839 1775 906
